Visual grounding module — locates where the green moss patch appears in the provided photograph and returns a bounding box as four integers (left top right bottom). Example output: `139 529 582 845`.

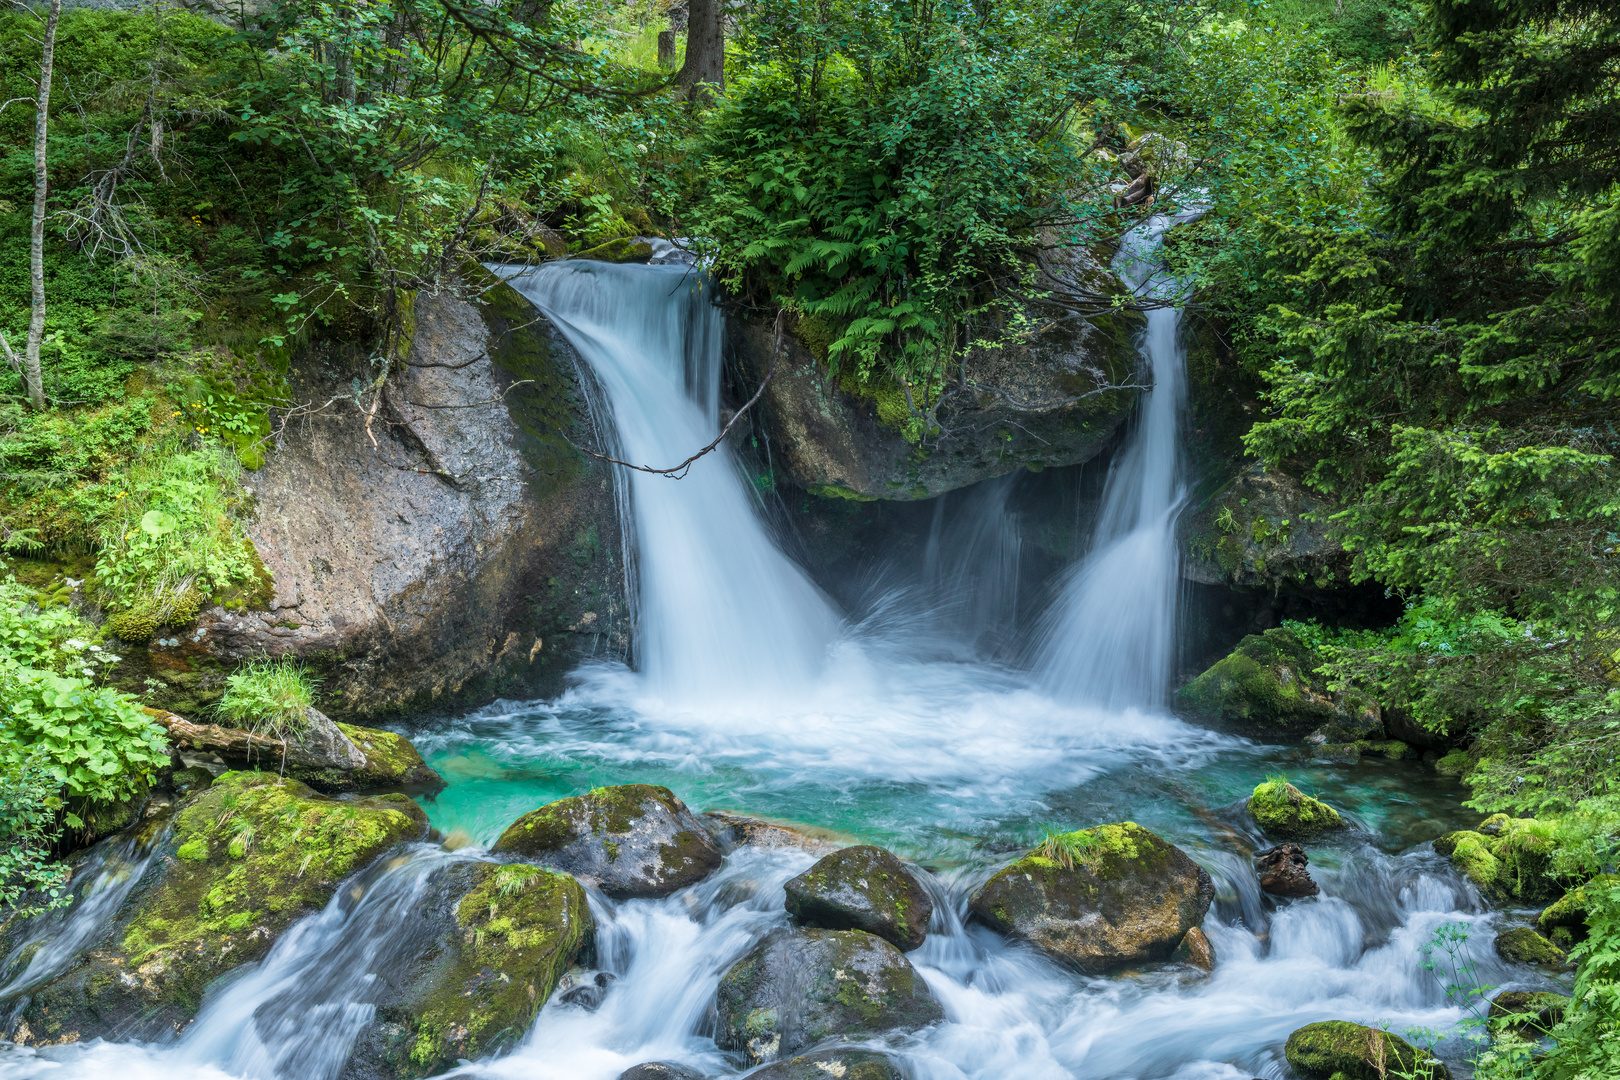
1494 926 1567 966
1176 628 1337 731
1247 779 1346 840
1285 1021 1452 1080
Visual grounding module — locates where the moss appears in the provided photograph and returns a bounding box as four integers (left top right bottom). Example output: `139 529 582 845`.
1494 926 1567 966
1448 832 1502 892
289 722 443 794
1539 874 1619 943
1434 818 1563 901
1247 780 1346 840
1435 748 1472 776
809 483 880 502
1489 991 1570 1036
573 237 653 262
400 862 591 1077
1176 628 1335 731
493 783 678 856
1285 1021 1451 1080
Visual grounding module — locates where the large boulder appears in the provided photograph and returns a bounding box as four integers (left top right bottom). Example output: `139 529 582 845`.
967 822 1214 974
1247 780 1346 841
1176 627 1379 737
783 845 933 951
492 784 723 899
1 772 425 1046
1434 817 1564 902
1494 927 1567 966
120 270 625 721
346 862 592 1078
748 1050 904 1080
714 928 943 1065
1538 873 1618 947
1179 464 1347 590
728 248 1141 502
1285 1021 1452 1080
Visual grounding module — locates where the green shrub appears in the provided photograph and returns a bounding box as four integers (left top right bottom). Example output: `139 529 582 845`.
216 658 318 742
0 750 71 915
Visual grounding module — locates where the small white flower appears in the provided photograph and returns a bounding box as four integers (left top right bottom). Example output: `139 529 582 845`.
89 645 103 652
64 638 87 649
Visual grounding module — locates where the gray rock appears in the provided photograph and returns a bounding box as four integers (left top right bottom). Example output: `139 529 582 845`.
715 928 944 1065
784 845 933 951
616 1064 706 1080
968 822 1214 974
1179 464 1346 590
747 1050 903 1080
281 706 367 770
492 784 724 899
702 810 842 856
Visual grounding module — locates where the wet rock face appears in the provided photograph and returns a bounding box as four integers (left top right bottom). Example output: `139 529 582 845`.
347 862 593 1080
1255 843 1319 898
1247 781 1346 841
492 784 724 899
1171 926 1215 971
1285 1021 1452 1080
746 1050 904 1080
702 810 843 856
180 270 624 722
784 845 933 951
967 822 1215 974
728 279 1141 502
1176 627 1379 737
2 773 425 1047
1179 464 1347 591
1539 874 1618 946
714 927 944 1065
1494 926 1567 966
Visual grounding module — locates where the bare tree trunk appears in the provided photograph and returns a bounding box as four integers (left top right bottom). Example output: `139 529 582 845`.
657 29 676 69
24 0 61 411
677 0 724 101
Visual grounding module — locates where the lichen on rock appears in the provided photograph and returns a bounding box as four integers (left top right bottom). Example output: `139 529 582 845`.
783 845 933 951
1284 1020 1453 1080
1247 779 1346 840
967 822 1214 974
491 784 723 899
714 927 943 1065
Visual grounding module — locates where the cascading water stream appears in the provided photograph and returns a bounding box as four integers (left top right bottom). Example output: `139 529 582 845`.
1034 212 1197 709
499 262 841 705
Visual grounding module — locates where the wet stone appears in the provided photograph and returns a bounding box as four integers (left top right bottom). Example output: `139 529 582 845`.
747 1049 904 1079
784 845 933 951
1285 1021 1452 1080
1171 925 1215 971
714 927 944 1065
1255 843 1319 898
617 1061 705 1080
559 970 617 1011
1494 927 1567 966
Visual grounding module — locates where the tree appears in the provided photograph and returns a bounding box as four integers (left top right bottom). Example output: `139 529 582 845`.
22 0 59 411
677 0 724 98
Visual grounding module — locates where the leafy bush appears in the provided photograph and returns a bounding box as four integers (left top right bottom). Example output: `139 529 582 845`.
216 658 319 742
0 750 71 915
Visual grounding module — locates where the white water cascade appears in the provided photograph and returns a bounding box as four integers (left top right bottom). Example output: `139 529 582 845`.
1034 213 1196 709
501 262 841 704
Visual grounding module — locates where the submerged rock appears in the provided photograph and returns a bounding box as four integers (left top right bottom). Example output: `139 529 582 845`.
714 927 943 1065
1285 1021 1452 1080
492 784 723 899
1171 925 1215 971
1539 874 1618 946
4 772 425 1046
746 1050 904 1080
783 845 933 951
967 822 1215 974
1255 843 1319 898
351 862 592 1078
1489 991 1570 1036
1177 627 1378 737
1247 780 1346 840
1494 926 1567 966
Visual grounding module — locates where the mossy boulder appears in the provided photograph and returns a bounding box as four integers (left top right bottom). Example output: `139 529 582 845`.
747 1050 903 1080
290 722 445 794
1285 1021 1452 1080
492 784 723 899
1433 817 1564 902
714 928 944 1066
351 862 593 1078
1538 874 1619 946
1176 627 1373 735
784 845 933 951
1494 927 1567 966
1247 780 1346 840
967 822 1215 974
7 772 425 1045
1489 991 1569 1036
574 237 654 262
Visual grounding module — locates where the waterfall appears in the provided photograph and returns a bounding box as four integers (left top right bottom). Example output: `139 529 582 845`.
1033 213 1195 709
501 262 841 704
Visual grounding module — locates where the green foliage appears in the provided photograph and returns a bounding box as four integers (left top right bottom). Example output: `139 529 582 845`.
1034 827 1104 873
216 658 318 742
0 750 70 916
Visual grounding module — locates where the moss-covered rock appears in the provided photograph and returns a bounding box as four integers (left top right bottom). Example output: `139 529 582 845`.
1179 464 1349 591
1494 926 1567 966
1284 1021 1452 1080
1432 818 1565 902
492 784 723 899
289 722 445 794
1434 830 1501 893
1489 991 1570 1036
354 862 593 1078
967 822 1215 974
1176 627 1373 735
784 845 933 951
746 1050 903 1080
1247 780 1346 840
573 237 654 262
8 772 425 1044
715 927 943 1066
1538 874 1619 946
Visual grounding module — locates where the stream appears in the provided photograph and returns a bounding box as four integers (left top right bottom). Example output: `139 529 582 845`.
0 219 1567 1080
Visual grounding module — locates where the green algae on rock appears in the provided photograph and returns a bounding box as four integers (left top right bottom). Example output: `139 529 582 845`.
359 862 593 1078
744 1049 904 1080
1285 1021 1453 1080
715 927 943 1066
1494 926 1567 966
7 772 425 1045
967 822 1214 974
1247 779 1346 840
492 784 723 899
784 845 933 951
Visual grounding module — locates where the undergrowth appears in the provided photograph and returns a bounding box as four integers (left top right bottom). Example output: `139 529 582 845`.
216 658 319 743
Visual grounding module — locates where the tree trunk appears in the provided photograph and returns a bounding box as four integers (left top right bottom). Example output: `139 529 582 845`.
24 0 61 412
677 0 724 100
657 29 676 69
